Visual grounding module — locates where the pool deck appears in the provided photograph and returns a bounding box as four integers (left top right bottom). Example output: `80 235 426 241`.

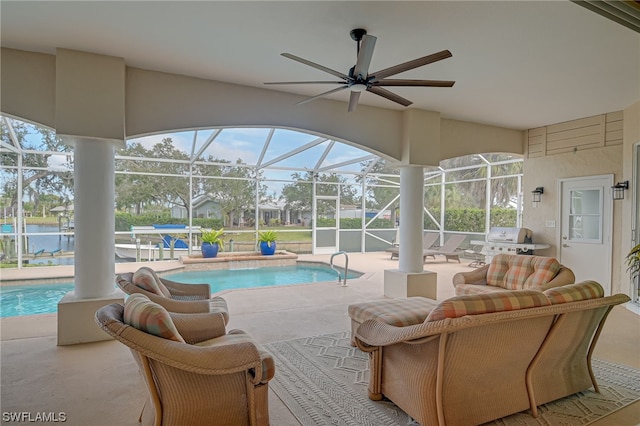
1 252 639 425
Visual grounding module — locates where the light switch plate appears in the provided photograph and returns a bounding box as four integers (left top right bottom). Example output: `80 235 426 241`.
546 220 556 228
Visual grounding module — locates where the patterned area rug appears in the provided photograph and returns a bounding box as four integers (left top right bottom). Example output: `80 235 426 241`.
265 331 640 426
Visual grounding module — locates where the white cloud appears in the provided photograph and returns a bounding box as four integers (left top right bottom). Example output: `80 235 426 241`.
47 155 72 172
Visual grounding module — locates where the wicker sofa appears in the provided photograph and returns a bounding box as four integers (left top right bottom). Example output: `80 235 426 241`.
452 254 575 296
350 281 629 426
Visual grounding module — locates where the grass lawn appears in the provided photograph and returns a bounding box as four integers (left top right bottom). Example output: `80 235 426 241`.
17 217 62 225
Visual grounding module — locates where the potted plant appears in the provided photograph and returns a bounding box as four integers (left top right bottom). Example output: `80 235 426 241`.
258 230 278 256
200 228 224 258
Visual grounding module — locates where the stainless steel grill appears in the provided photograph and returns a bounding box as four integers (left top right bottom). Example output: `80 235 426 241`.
471 227 550 262
487 227 531 244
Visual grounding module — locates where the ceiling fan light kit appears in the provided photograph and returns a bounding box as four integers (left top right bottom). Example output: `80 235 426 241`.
264 28 455 112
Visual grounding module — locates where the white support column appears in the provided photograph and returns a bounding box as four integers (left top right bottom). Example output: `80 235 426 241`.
384 165 437 299
74 139 117 298
399 166 425 273
58 138 123 345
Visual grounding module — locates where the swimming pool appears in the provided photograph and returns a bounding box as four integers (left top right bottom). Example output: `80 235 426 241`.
164 264 361 292
0 264 360 317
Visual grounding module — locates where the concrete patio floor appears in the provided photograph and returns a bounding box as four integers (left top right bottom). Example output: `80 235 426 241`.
1 252 639 425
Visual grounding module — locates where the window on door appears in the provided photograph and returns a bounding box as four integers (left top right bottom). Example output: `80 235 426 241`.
568 189 602 243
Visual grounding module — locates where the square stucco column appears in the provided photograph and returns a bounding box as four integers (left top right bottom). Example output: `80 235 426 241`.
58 290 125 345
384 269 437 299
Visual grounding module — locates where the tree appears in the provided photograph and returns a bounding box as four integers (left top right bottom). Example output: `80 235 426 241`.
1 119 74 212
200 158 263 227
280 171 357 215
115 138 190 214
358 159 401 225
439 154 521 208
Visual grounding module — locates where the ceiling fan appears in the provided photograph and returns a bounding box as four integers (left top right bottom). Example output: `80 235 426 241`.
264 28 455 112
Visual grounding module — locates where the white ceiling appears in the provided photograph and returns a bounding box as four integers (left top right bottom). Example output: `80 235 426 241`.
1 1 639 130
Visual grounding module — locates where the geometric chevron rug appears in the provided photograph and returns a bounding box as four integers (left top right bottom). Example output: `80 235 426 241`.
265 331 640 426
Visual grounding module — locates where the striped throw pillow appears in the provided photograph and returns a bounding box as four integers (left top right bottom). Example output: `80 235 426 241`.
544 280 604 304
132 267 172 298
521 256 561 289
486 254 511 286
426 290 551 322
124 293 185 342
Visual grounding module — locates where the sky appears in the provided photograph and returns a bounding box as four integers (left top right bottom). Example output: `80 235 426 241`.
127 127 376 194
129 127 375 174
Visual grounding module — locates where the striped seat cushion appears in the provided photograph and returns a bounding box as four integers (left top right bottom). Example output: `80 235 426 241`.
132 267 172 298
124 293 185 342
426 290 551 322
455 284 511 296
544 280 604 304
348 297 439 327
486 254 561 290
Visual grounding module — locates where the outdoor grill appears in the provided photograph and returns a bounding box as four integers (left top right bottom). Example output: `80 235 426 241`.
471 227 550 262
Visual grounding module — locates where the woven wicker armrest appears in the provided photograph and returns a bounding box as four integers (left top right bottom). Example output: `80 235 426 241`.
225 330 274 384
256 348 276 384
170 311 227 343
452 264 490 285
355 319 445 348
526 268 576 293
532 267 576 291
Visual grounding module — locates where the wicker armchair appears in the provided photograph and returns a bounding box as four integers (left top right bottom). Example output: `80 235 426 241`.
96 303 274 426
116 269 229 324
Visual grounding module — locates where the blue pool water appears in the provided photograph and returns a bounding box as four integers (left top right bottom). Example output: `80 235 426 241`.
164 264 360 292
0 264 360 317
1 283 74 317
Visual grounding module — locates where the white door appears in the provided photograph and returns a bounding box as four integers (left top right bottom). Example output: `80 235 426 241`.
559 175 613 295
313 196 339 254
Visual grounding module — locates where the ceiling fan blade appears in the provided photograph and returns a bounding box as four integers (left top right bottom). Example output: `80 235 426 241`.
370 50 452 80
264 81 346 85
281 53 349 80
348 91 361 112
374 79 455 87
367 86 413 107
296 85 349 105
353 34 377 80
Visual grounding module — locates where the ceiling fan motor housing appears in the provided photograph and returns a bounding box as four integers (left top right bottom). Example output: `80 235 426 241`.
350 28 367 42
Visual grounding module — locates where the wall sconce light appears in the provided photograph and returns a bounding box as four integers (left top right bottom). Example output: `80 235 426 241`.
611 180 629 200
531 187 544 203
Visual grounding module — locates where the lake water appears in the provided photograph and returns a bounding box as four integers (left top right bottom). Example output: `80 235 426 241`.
2 224 134 265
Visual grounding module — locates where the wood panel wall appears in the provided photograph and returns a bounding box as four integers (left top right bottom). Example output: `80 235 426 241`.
526 111 623 158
